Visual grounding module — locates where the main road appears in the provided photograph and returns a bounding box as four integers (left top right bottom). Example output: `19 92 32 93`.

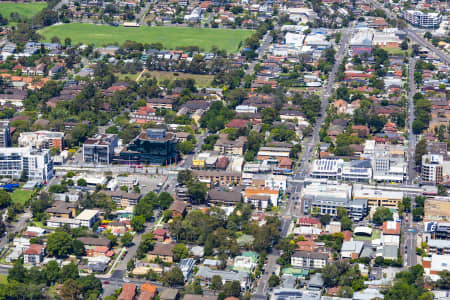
407 58 417 185
252 23 353 300
367 0 450 65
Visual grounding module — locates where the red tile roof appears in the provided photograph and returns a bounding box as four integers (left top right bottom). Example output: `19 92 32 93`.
24 244 45 255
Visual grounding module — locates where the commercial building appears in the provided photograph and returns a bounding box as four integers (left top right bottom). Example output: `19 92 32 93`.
404 10 442 28
83 134 118 164
425 197 450 221
75 209 99 228
0 146 53 182
350 29 374 55
310 159 343 180
301 182 368 220
0 120 11 147
192 170 242 186
364 142 406 183
353 186 403 209
18 131 64 151
119 129 178 165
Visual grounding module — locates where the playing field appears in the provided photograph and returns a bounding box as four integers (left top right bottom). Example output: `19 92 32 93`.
0 2 47 18
9 189 33 205
39 23 253 52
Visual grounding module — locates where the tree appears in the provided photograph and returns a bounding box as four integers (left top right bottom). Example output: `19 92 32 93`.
210 275 223 293
162 267 184 287
177 141 194 154
223 280 241 297
373 207 393 225
173 243 189 262
47 231 73 258
8 260 27 283
121 232 134 247
72 239 85 257
338 286 354 298
337 207 348 220
131 215 146 232
188 181 207 204
45 260 60 284
177 169 193 185
424 31 432 39
134 194 154 221
437 184 447 196
340 216 353 231
60 262 80 282
415 139 427 167
0 190 11 209
435 270 450 290
400 40 408 50
77 178 87 187
320 214 331 226
78 274 102 299
268 275 281 287
158 192 174 210
60 279 81 300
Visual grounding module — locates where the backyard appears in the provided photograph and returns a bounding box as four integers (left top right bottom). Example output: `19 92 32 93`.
39 23 252 52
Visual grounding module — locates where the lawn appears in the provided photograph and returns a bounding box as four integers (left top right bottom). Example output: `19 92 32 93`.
354 229 381 241
0 274 6 284
145 71 214 87
0 2 47 19
384 47 411 56
39 23 253 52
9 189 33 205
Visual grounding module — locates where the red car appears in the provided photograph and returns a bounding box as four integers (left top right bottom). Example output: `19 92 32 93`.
103 281 109 284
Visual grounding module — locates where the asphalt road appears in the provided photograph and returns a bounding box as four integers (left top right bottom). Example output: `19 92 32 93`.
407 58 417 185
368 0 450 65
252 24 353 300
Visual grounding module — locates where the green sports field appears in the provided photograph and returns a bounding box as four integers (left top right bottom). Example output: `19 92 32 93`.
39 23 253 52
0 2 47 19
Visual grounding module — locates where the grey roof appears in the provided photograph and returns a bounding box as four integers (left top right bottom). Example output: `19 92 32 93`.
196 266 248 282
341 240 364 253
308 273 324 289
428 239 450 249
160 288 179 300
382 245 399 259
208 189 242 203
292 251 328 260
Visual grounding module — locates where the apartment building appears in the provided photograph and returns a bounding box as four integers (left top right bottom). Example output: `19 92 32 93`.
213 135 247 156
83 134 118 164
18 131 64 151
0 146 53 182
403 10 442 28
291 251 329 269
0 120 11 147
421 154 450 185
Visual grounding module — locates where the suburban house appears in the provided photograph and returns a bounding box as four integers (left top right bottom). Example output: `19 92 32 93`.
168 201 187 218
153 229 168 242
77 237 111 256
23 244 46 265
118 283 136 300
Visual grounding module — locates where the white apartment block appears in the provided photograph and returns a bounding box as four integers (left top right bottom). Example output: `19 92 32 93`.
0 146 53 182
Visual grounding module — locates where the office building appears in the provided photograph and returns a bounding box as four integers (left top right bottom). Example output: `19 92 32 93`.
83 134 118 164
119 129 178 165
18 131 64 151
301 182 368 220
353 185 403 209
0 146 53 182
310 158 344 180
0 120 11 147
404 10 442 28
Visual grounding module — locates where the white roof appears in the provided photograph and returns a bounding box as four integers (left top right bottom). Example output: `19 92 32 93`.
354 226 373 236
75 209 99 221
430 254 450 272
